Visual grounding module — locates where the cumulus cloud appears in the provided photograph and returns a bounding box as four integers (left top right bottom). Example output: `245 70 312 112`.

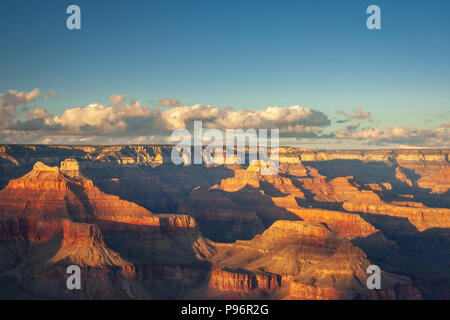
0 89 332 144
0 89 40 129
334 123 449 148
158 98 181 107
4 93 154 137
52 97 153 135
158 104 330 138
0 88 447 148
26 108 53 121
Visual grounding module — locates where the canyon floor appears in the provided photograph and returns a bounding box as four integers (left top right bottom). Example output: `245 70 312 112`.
0 145 449 299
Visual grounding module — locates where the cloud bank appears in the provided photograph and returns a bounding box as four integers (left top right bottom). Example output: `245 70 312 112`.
0 88 447 148
335 124 449 148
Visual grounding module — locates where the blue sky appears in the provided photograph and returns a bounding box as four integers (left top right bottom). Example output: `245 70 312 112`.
0 0 449 147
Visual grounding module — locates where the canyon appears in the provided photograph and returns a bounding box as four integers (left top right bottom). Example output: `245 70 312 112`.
0 145 448 299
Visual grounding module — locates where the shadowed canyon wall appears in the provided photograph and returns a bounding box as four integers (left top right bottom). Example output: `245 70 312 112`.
0 145 448 299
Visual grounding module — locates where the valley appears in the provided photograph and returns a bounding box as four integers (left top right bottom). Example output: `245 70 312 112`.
0 145 448 299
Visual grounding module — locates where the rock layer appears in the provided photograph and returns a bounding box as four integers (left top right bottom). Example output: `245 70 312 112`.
0 145 449 299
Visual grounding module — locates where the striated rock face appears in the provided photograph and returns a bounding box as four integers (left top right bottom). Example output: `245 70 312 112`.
0 159 200 233
288 282 345 300
0 145 449 299
295 175 450 232
286 208 378 239
60 158 83 178
61 219 104 247
51 220 131 268
24 221 139 299
6 161 70 191
208 269 281 293
358 286 423 300
0 216 62 243
205 220 421 300
342 201 450 231
416 165 450 194
0 159 212 299
257 220 334 247
287 277 422 300
395 167 413 187
0 160 152 224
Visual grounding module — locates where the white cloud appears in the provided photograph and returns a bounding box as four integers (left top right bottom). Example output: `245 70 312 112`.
26 108 52 122
52 96 152 135
336 106 372 122
0 88 447 148
334 123 450 148
158 98 181 107
158 104 330 138
0 96 331 143
0 88 40 128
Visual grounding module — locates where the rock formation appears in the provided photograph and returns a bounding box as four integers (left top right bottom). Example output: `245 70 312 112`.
0 145 449 299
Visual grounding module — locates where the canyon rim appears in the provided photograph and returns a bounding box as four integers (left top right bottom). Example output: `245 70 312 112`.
0 145 448 300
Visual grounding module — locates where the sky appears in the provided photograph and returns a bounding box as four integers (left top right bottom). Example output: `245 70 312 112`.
0 0 449 148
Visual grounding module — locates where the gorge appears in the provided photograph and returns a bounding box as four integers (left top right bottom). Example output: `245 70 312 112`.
0 145 448 299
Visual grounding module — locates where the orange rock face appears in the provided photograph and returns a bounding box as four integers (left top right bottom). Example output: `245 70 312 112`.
0 145 449 299
205 220 422 300
61 219 104 246
208 269 281 293
287 208 378 239
0 216 62 242
0 158 212 299
417 165 450 194
288 282 345 300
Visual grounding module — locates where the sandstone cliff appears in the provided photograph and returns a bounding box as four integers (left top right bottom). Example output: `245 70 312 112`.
0 145 448 299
